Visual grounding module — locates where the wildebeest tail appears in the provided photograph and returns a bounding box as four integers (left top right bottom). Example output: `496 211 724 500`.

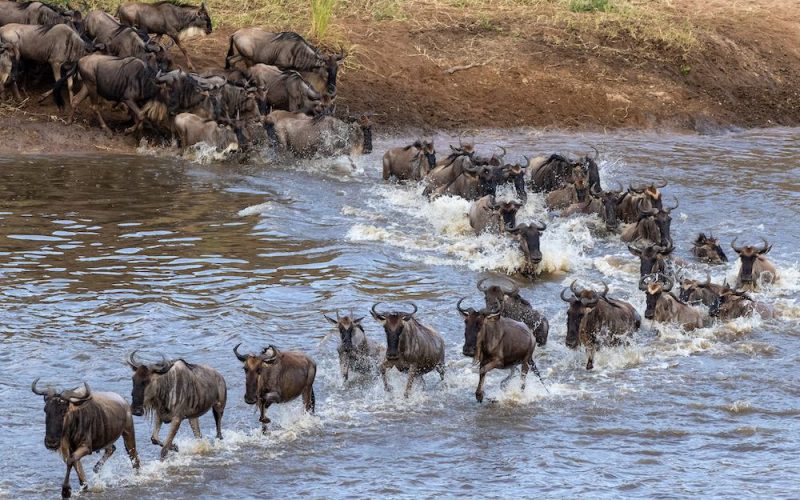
53 62 78 110
224 36 235 69
264 118 278 145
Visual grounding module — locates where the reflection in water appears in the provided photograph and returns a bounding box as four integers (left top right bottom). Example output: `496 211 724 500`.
1 129 799 498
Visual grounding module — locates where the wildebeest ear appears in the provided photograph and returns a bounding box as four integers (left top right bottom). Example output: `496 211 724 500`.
353 316 365 324
323 314 338 325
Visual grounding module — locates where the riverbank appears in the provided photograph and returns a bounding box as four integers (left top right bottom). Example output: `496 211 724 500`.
1 0 798 154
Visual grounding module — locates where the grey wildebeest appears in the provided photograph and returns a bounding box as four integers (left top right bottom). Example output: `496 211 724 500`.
173 112 243 152
679 273 725 307
84 10 171 71
562 182 624 231
691 232 728 264
507 222 548 275
429 163 507 201
324 312 384 382
639 274 704 330
0 23 101 100
226 28 344 95
54 54 170 133
477 276 549 346
457 298 537 403
260 69 323 113
620 197 678 247
127 352 227 459
468 195 521 235
422 143 475 194
0 41 18 98
617 181 666 223
117 1 212 70
234 344 316 430
731 237 779 290
371 303 445 398
383 140 436 181
0 1 81 29
265 110 372 157
528 149 600 193
708 285 778 320
561 281 640 370
32 379 140 499
628 242 674 277
545 167 590 209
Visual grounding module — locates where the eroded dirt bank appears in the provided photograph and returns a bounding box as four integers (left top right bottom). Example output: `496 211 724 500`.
1 0 799 154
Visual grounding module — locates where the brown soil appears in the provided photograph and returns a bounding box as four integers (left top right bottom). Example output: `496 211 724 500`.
1 0 799 154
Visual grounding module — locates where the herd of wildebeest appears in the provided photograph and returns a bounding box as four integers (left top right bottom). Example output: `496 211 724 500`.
10 1 786 498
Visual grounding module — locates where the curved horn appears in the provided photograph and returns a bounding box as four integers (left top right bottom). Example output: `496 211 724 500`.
599 281 609 298
591 183 602 196
560 287 573 302
477 278 491 292
62 382 91 403
31 378 52 396
638 275 650 291
661 274 674 292
534 220 547 231
570 279 580 295
666 196 679 212
522 155 531 169
127 350 142 369
654 179 668 189
758 237 772 254
590 145 599 160
612 181 623 193
404 303 418 318
371 302 386 320
233 343 248 362
495 145 507 159
456 297 470 315
730 237 743 253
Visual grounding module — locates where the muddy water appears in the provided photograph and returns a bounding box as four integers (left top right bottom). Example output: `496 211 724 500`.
1 128 799 499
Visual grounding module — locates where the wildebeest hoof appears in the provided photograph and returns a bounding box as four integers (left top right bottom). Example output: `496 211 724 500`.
151 437 161 446
93 463 101 473
160 448 170 460
62 485 71 498
259 416 271 424
476 391 484 403
586 360 594 370
170 443 179 452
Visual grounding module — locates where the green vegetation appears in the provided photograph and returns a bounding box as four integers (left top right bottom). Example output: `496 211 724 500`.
310 0 337 40
568 0 613 13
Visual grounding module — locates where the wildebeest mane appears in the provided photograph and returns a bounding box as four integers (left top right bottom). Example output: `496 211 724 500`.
35 23 60 34
273 31 312 46
144 359 207 420
16 1 66 13
403 140 423 151
152 0 199 8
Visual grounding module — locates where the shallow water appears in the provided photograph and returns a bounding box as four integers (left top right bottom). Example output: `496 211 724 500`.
1 128 799 499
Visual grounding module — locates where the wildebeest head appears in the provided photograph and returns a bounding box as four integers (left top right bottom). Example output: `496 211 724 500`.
420 140 436 169
507 222 547 268
319 47 345 95
0 42 17 88
371 302 416 360
638 197 678 246
639 273 673 320
234 344 282 404
191 1 213 35
144 41 173 72
354 115 372 154
581 147 601 191
501 155 529 203
32 379 91 450
628 242 673 276
127 351 173 416
591 181 623 229
477 277 518 312
570 167 590 203
629 180 667 211
456 298 485 358
692 233 727 264
324 312 364 353
731 237 771 285
708 285 752 318
679 273 716 305
560 280 605 348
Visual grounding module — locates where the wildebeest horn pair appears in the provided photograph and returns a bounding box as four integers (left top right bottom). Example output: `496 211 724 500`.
126 350 173 373
730 237 771 254
371 302 417 320
456 297 473 315
638 273 673 292
32 378 91 402
31 377 55 396
476 276 519 296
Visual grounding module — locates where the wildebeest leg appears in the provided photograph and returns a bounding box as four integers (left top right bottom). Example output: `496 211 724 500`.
61 445 90 498
520 360 530 391
67 85 89 124
339 353 349 382
500 367 517 389
586 342 596 371
476 360 504 403
258 400 271 425
404 367 418 398
380 360 392 392
171 36 194 70
302 385 315 413
122 420 140 469
212 403 224 440
89 94 111 133
150 418 162 446
160 418 183 459
93 444 116 473
189 418 202 439
123 99 144 134
436 363 445 381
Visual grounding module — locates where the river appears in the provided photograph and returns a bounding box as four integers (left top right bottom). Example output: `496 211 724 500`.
1 128 799 499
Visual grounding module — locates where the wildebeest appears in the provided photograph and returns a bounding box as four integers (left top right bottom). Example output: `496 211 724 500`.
620 198 678 247
708 285 778 320
468 195 521 235
639 273 704 330
32 379 140 499
545 168 590 209
507 222 547 274
691 232 727 264
617 181 666 223
371 303 445 397
0 40 18 98
430 163 509 201
457 298 537 402
501 157 529 203
628 242 674 277
0 23 101 100
265 110 372 157
54 54 170 134
0 1 81 30
234 344 316 429
423 143 475 194
731 237 779 290
226 29 344 95
324 311 384 381
127 352 227 459
84 10 171 71
383 140 436 181
678 273 725 307
118 1 212 70
260 69 322 113
561 281 640 370
477 276 549 346
528 149 600 192
562 182 623 231
173 112 243 152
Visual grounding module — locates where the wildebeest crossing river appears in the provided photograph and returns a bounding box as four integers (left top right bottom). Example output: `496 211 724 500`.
1 128 799 498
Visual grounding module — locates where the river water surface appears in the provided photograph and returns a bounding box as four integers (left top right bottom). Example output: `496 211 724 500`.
1 128 799 499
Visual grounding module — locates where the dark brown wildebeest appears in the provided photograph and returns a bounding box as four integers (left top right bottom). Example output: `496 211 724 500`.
0 23 101 101
477 276 549 346
545 168 590 209
499 157 529 204
561 281 640 370
639 273 704 330
383 140 436 181
617 181 666 223
117 1 212 70
678 273 725 307
371 302 445 398
84 10 171 71
620 198 678 247
528 149 600 192
429 163 509 201
234 344 316 430
324 311 385 382
54 54 170 134
260 70 322 113
225 29 344 95
507 222 547 274
691 232 727 264
265 110 372 157
32 379 140 499
457 298 537 402
562 182 624 231
708 284 778 320
468 195 521 235
127 352 227 459
731 237 779 290
423 142 476 194
173 112 243 152
628 242 674 277
0 1 82 30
